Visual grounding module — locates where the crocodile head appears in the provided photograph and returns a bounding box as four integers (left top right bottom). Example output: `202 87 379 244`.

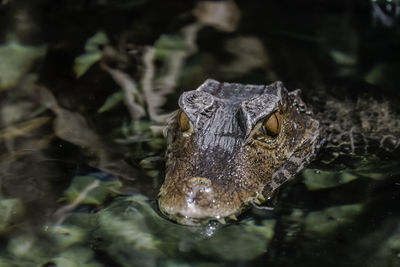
158 79 322 225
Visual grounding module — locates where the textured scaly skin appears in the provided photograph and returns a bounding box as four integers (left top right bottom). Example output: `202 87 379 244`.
159 80 321 225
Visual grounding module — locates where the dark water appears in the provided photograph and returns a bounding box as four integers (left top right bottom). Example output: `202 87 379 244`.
0 0 400 266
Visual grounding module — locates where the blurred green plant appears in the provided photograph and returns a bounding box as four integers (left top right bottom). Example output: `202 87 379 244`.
74 31 109 78
0 42 46 90
64 173 122 206
0 199 25 234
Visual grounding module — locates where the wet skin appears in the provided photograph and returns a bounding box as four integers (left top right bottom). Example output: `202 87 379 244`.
158 80 322 225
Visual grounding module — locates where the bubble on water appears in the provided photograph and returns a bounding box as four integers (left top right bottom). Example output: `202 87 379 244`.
205 221 218 237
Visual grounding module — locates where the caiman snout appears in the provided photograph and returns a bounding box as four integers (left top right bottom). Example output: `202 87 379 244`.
183 177 214 215
158 176 241 225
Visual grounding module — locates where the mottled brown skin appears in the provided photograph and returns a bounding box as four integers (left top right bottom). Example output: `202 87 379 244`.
158 80 321 225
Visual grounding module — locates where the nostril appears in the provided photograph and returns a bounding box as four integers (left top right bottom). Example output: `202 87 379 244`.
186 177 213 195
185 177 214 204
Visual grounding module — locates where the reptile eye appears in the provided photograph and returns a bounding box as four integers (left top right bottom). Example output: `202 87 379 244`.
261 112 282 137
178 110 190 132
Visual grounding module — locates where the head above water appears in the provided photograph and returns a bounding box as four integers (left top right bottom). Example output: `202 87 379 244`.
158 79 321 225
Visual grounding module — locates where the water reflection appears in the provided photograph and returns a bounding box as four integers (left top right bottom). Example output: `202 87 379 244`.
0 0 400 266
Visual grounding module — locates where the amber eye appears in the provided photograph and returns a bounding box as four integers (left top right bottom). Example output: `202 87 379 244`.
261 112 282 137
178 110 191 132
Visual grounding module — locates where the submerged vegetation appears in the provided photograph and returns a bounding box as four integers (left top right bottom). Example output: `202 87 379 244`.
0 0 400 266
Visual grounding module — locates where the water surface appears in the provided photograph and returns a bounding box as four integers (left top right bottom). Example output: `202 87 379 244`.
0 0 399 266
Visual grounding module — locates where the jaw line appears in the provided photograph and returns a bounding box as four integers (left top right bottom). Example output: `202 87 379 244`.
158 194 254 226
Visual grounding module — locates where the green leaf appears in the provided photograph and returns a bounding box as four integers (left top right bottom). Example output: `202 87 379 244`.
304 204 363 234
98 91 124 113
0 42 47 90
73 52 102 78
51 225 87 249
154 35 187 59
303 168 358 190
44 247 103 267
73 31 109 78
64 173 122 205
0 198 25 234
84 31 109 53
